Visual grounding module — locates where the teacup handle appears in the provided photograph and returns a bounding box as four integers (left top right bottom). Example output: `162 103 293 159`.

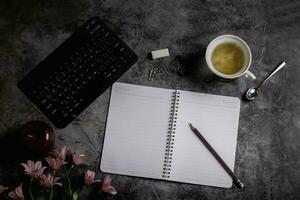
244 70 256 80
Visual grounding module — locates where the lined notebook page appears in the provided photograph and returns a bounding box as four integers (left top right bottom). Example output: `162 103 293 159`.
170 91 240 188
100 82 173 179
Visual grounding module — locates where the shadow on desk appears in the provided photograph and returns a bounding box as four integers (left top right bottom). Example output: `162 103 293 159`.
0 127 42 164
174 49 218 83
174 45 238 84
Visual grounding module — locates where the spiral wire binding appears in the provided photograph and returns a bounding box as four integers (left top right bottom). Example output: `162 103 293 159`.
162 90 180 178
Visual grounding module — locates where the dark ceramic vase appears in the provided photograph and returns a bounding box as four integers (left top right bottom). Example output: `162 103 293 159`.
20 121 55 155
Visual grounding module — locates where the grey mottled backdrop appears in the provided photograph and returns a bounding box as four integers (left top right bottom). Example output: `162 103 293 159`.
0 0 299 199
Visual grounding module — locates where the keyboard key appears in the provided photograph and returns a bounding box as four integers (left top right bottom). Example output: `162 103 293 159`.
18 16 138 128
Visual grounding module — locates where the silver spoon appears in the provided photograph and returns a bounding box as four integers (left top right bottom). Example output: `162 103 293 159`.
245 61 286 101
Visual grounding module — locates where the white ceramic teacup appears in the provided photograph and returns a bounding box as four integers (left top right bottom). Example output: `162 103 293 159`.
205 35 256 80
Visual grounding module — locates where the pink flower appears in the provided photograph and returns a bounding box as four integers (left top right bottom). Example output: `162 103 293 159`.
21 160 46 179
0 184 6 194
39 174 63 188
101 175 117 195
72 150 87 165
50 145 68 161
84 170 101 186
45 156 65 171
8 183 24 200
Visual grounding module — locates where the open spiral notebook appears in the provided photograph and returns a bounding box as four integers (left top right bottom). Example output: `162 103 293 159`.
100 82 240 188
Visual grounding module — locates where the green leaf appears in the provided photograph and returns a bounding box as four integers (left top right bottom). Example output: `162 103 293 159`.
72 192 78 200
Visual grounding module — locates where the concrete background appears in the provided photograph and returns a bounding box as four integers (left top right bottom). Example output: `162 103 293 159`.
0 0 299 199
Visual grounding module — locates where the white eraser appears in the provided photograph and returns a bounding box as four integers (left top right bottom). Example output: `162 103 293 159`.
151 48 169 59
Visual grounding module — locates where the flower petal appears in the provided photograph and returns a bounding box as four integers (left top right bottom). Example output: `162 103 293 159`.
103 175 111 186
35 161 42 170
54 177 61 182
8 184 24 199
61 146 67 156
28 160 34 170
15 187 23 197
55 182 63 187
107 186 117 195
8 192 18 198
94 179 101 183
40 166 47 174
89 170 95 177
21 163 29 172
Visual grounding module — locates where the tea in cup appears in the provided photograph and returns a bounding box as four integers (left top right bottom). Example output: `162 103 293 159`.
205 35 256 80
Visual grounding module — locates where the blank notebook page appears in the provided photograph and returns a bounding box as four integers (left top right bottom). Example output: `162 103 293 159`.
100 83 173 179
170 90 240 188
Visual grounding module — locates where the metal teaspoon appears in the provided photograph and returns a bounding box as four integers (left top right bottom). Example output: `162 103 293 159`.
245 61 286 101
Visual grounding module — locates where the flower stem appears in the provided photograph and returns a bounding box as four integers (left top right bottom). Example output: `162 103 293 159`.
49 188 53 200
42 189 46 200
49 171 56 200
29 178 35 200
63 165 72 200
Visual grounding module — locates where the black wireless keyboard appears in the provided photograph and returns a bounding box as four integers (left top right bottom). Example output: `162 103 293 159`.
18 17 138 128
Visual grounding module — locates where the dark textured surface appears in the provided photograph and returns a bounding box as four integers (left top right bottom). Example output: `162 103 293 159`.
0 0 300 199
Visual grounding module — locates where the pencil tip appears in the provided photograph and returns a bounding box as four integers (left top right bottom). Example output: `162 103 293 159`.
188 123 194 129
236 178 245 189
